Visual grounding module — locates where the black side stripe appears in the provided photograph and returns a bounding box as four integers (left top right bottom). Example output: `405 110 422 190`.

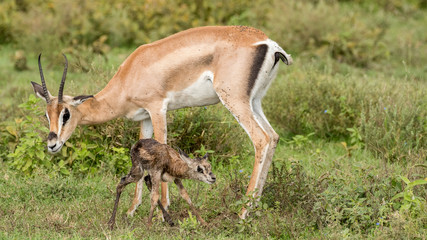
247 44 268 96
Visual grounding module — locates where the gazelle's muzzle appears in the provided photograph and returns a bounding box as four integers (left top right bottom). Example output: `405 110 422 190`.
47 131 63 153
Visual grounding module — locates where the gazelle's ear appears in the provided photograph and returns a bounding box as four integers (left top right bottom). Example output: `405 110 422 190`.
70 95 94 106
202 153 209 160
31 81 53 102
177 147 191 164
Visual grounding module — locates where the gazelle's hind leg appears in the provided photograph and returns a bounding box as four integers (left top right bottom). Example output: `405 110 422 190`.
215 89 276 219
248 64 281 199
251 98 279 194
213 45 280 219
127 118 153 217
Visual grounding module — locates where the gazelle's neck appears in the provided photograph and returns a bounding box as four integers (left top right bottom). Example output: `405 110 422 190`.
77 77 127 125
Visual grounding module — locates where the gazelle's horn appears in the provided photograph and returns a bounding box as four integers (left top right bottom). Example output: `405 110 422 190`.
58 53 68 103
38 53 50 103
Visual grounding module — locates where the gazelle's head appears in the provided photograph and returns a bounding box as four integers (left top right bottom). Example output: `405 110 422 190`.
178 148 216 184
31 54 93 154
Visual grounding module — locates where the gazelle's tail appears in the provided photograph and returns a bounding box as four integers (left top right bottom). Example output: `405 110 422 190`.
274 51 293 66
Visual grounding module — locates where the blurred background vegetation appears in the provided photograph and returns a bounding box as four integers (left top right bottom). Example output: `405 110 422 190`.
0 0 426 239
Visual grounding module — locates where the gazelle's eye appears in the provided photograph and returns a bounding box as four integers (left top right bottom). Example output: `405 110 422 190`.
197 166 203 173
63 108 70 125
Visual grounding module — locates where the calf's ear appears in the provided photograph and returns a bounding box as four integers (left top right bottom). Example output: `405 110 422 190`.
177 148 191 164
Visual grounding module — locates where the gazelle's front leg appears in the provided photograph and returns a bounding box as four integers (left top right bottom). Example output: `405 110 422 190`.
127 118 153 217
174 179 207 225
148 105 170 211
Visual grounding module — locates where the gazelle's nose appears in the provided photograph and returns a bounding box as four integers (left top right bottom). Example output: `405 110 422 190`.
49 143 57 150
48 131 57 140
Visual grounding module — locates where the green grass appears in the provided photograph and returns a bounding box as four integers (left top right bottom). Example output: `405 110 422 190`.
1 0 426 238
1 47 426 239
1 140 424 239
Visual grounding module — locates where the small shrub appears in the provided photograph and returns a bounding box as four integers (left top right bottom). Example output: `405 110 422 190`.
266 0 389 67
338 0 427 14
360 97 427 162
0 0 16 44
6 95 51 175
264 63 367 138
3 0 253 53
4 95 134 176
167 106 251 162
391 176 427 216
262 159 326 229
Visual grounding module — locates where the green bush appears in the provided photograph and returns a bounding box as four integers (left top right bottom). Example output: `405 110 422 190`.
2 94 249 176
4 95 50 174
0 0 252 50
264 61 365 137
360 97 427 162
264 56 426 162
0 3 15 44
167 105 251 161
3 95 133 176
338 0 427 13
0 1 426 237
262 160 326 229
265 0 389 67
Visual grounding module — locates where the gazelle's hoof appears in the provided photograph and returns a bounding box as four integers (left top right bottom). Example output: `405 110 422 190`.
126 208 136 217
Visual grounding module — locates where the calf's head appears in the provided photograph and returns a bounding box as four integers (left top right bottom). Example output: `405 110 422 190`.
178 149 216 184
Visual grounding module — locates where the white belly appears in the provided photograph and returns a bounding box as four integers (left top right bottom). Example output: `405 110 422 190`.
126 71 219 121
126 107 150 121
166 71 219 110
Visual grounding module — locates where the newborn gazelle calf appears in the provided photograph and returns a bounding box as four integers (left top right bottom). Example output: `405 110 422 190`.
108 138 216 228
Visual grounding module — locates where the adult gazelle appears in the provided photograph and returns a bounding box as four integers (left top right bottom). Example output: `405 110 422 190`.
31 26 293 219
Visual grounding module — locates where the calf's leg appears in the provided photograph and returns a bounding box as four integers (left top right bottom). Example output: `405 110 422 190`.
174 179 206 225
108 169 143 229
